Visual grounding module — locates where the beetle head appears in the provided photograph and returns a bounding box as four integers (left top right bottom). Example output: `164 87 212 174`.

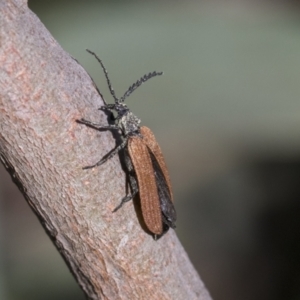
114 102 129 119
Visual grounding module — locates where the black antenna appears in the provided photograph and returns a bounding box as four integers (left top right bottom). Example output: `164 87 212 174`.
120 71 163 103
86 49 119 103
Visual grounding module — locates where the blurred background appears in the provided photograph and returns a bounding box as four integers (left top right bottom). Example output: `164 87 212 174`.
1 0 300 299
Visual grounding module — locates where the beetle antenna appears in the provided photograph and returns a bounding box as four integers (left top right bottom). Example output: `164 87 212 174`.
120 71 163 102
86 49 119 103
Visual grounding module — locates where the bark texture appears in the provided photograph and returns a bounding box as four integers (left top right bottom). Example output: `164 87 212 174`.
0 1 212 299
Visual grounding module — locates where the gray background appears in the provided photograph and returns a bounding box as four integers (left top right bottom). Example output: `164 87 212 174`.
1 1 300 299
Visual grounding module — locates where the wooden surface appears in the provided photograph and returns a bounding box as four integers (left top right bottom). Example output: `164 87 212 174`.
0 1 212 299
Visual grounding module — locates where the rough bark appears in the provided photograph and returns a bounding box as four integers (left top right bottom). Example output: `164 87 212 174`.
0 1 212 299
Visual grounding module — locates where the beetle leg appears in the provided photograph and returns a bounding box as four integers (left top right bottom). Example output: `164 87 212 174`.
77 118 119 131
112 177 138 212
99 104 115 111
83 136 128 169
113 151 138 212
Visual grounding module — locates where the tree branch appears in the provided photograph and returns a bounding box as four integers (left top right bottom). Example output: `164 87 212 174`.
0 1 212 299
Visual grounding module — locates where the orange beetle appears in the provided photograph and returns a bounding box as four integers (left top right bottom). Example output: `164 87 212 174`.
78 50 176 239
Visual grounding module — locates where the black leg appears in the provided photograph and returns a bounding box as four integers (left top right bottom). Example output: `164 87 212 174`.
113 151 139 212
112 188 136 212
77 118 119 131
83 136 128 169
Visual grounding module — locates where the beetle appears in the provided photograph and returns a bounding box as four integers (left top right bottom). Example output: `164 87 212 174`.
77 50 176 239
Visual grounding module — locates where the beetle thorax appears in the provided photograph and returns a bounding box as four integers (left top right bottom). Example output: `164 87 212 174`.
119 111 141 135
